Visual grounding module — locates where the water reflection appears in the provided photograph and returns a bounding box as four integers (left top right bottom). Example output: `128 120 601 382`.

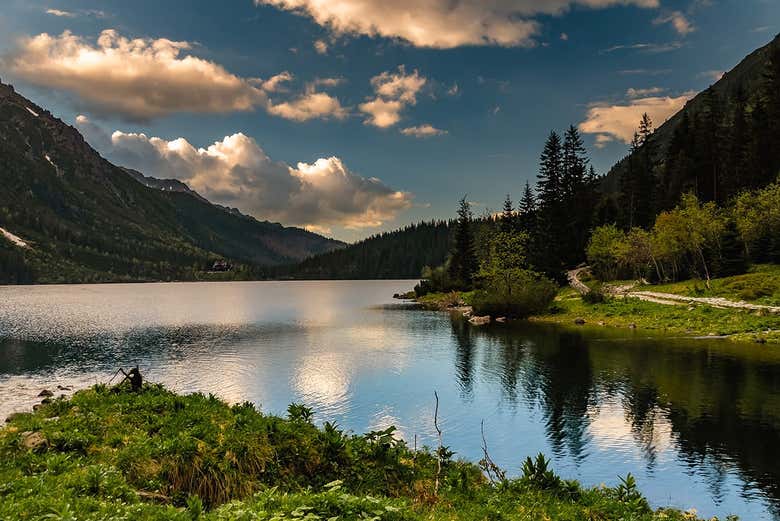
458 319 780 519
1 281 780 519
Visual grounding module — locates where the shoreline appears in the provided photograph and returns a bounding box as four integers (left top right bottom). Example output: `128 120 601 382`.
1 383 715 520
405 288 780 344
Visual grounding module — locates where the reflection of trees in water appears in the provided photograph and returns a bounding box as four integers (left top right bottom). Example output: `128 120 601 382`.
453 318 780 515
450 317 476 397
452 319 595 463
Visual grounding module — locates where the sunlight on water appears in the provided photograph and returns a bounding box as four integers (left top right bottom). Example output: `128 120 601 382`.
1 280 780 520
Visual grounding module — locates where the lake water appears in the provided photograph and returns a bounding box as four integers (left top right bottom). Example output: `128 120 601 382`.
1 280 779 520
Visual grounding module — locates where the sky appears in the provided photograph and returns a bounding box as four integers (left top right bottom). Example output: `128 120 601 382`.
0 0 777 241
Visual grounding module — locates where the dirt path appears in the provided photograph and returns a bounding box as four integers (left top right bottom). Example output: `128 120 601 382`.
567 267 780 314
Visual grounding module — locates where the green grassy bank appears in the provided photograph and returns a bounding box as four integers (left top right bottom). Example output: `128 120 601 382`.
414 266 780 343
0 384 719 520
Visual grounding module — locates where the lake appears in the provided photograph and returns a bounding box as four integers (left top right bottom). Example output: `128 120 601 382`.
1 280 779 520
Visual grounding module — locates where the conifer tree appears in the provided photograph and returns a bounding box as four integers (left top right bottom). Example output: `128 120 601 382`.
537 131 564 209
448 196 478 289
500 194 515 232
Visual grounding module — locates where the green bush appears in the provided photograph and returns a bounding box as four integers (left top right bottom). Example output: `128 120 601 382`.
471 275 557 318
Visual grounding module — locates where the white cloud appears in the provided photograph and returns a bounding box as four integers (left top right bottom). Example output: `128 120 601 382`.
653 11 694 36
261 71 294 92
4 30 346 123
359 66 426 128
401 124 448 137
313 39 328 54
45 8 75 17
254 0 658 49
579 92 694 145
560 32 569 41
4 30 268 120
75 123 412 229
626 86 664 98
699 70 724 82
268 91 348 121
601 41 682 54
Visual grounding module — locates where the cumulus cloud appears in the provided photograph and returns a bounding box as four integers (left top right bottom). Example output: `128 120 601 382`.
268 91 348 121
74 120 411 229
626 86 664 98
254 0 658 48
4 30 347 123
653 11 694 36
4 30 269 120
699 70 724 82
579 91 694 146
262 71 294 92
359 66 426 128
401 124 447 137
313 39 328 54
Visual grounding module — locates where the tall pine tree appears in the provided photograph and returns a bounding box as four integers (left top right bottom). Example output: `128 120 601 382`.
448 196 478 289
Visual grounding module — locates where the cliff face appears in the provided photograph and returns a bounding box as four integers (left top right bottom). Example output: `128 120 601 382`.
0 81 342 282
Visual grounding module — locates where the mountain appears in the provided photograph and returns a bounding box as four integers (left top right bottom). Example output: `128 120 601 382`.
282 220 453 279
602 34 780 203
0 81 343 284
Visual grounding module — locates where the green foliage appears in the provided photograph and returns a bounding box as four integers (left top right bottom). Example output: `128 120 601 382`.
288 220 453 280
0 385 716 521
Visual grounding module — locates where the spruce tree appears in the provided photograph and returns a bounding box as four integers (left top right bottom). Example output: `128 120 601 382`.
518 181 536 234
537 131 564 209
448 196 478 289
500 194 515 232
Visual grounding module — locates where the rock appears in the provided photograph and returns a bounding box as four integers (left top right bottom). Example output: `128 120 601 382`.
755 338 767 344
20 431 47 451
628 323 637 329
56 385 71 391
495 317 507 323
462 310 472 318
32 404 41 411
40 398 51 405
574 318 586 325
597 321 606 326
468 315 491 326
38 389 53 397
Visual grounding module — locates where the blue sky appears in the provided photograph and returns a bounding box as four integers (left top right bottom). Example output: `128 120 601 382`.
0 0 777 241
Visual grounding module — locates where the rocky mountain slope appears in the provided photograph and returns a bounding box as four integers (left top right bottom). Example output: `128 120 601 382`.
0 81 342 283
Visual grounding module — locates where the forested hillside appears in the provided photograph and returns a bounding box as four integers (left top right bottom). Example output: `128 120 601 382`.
285 220 453 279
0 81 342 284
603 33 780 223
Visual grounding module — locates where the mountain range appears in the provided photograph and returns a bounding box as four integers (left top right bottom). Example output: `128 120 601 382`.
0 81 342 284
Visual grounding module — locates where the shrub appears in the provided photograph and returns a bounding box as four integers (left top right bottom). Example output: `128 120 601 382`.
471 275 557 318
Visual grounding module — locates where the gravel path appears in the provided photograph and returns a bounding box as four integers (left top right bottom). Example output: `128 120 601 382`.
567 267 780 314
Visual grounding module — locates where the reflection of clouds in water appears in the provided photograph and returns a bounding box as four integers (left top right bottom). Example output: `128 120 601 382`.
588 398 673 455
367 405 406 441
294 352 352 414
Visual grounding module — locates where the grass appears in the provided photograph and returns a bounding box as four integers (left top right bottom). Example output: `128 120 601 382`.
0 384 722 520
533 287 779 343
642 264 780 306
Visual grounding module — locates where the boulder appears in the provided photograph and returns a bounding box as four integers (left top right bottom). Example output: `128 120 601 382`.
495 317 507 323
469 315 491 326
574 318 586 325
628 323 637 329
38 389 53 397
20 431 47 451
